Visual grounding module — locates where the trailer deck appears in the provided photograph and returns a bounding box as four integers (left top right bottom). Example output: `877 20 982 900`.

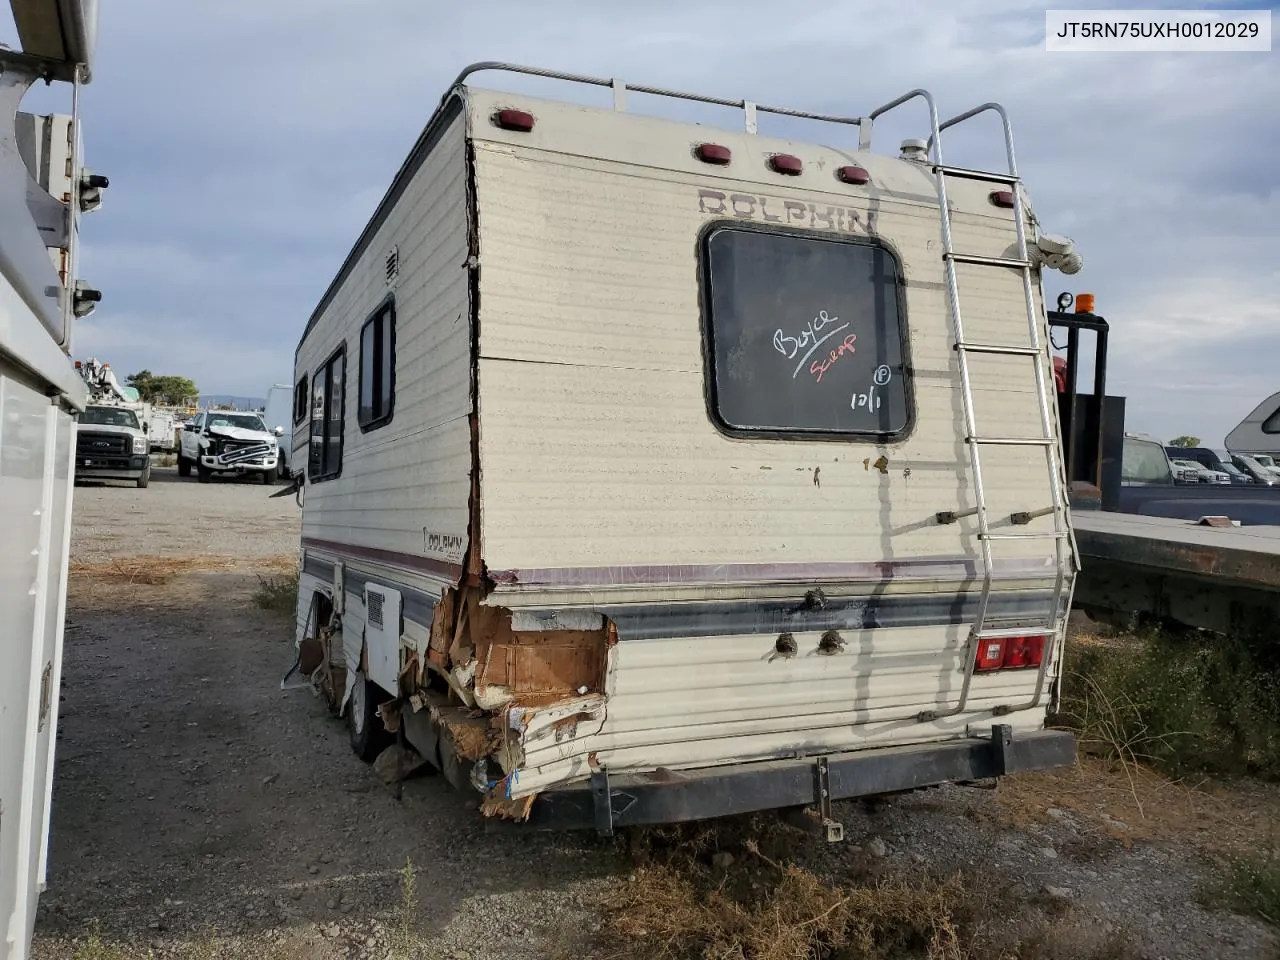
1072 511 1280 634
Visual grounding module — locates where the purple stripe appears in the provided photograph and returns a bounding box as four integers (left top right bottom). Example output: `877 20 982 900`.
487 556 1054 588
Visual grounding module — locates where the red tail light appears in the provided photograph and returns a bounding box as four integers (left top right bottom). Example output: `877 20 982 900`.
769 153 803 175
836 165 871 185
989 189 1016 208
974 634 1049 672
696 143 732 165
976 638 1005 671
494 109 534 132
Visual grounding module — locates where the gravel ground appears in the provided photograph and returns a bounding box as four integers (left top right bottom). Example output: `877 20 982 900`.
29 464 1279 959
71 463 298 563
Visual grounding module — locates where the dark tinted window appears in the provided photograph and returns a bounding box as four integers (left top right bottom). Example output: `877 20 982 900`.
1263 405 1280 434
701 225 911 439
293 375 308 425
308 346 345 482
358 301 395 430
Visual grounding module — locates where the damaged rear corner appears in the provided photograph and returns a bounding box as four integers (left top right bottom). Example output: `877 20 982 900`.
400 575 621 822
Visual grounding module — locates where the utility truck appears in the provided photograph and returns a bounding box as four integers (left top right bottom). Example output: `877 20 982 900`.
0 1 105 956
289 63 1087 835
72 358 150 487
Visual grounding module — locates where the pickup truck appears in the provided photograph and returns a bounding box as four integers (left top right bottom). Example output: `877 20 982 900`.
1119 433 1280 525
75 403 152 488
177 409 283 484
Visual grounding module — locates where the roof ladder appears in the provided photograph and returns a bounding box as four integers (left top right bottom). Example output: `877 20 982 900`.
864 94 1074 722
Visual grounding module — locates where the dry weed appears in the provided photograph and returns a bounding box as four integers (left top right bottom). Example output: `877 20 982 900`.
989 758 1279 858
604 824 1138 960
69 554 295 586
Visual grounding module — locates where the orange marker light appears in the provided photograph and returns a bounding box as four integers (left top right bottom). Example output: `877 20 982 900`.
1074 293 1095 314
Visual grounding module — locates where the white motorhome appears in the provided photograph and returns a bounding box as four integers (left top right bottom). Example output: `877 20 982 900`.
1225 391 1280 460
1 0 103 955
291 63 1083 834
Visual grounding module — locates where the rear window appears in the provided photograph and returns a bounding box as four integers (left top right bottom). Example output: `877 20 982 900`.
700 225 911 440
1121 438 1171 484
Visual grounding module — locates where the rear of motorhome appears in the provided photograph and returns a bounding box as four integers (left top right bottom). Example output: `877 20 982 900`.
291 63 1082 833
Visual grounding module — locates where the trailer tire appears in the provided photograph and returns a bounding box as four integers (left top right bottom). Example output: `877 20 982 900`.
177 456 190 477
348 670 392 763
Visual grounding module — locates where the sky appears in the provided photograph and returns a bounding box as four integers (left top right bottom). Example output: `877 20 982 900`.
4 1 1277 447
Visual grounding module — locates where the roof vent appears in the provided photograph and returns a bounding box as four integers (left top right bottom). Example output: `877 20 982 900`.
385 246 399 285
899 138 929 162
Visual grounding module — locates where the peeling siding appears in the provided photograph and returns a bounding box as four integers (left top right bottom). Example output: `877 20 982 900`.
468 93 1067 583
293 107 473 583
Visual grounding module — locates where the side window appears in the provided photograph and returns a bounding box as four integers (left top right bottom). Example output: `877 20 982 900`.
293 375 309 426
1263 405 1280 435
358 300 396 431
699 224 912 441
308 345 345 482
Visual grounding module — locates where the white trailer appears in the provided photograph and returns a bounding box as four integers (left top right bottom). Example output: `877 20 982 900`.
1225 391 1280 460
0 1 103 956
291 63 1084 834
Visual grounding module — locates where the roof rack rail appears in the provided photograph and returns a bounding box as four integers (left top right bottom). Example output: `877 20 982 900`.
449 61 867 137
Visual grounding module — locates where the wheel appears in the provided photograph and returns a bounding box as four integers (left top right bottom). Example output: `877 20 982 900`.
262 466 278 484
197 461 211 483
177 456 190 477
136 465 150 488
347 670 392 762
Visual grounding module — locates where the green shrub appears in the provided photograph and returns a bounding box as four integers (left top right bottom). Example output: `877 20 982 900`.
1205 849 1280 927
1055 629 1280 781
252 571 298 618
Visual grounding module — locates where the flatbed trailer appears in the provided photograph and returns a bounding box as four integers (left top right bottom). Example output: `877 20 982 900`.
1072 512 1280 635
1046 298 1280 635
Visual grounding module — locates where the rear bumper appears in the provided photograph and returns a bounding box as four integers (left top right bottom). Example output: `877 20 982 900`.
523 725 1076 834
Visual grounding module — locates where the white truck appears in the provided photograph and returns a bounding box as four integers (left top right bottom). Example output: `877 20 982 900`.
71 358 150 486
146 407 176 453
73 403 150 487
0 1 104 956
177 408 283 483
290 62 1084 835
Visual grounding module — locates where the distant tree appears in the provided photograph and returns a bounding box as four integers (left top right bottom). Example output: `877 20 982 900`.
125 369 153 396
127 370 198 404
1168 435 1200 448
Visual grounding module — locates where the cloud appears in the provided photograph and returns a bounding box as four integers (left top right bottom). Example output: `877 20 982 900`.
2 0 1275 446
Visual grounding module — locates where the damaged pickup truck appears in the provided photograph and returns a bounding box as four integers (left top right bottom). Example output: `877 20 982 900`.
177 408 282 484
288 63 1082 837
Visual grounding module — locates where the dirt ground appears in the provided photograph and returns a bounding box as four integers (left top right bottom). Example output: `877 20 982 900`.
30 464 1280 959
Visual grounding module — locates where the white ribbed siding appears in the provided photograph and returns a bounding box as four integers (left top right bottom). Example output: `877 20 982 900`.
293 106 473 581
468 90 1066 582
511 624 1053 795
